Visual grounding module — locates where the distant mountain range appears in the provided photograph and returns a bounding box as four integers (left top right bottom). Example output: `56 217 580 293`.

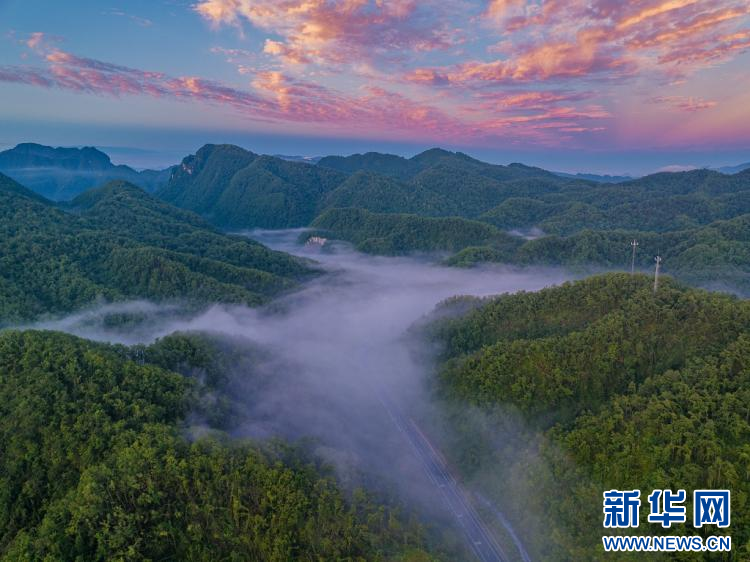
4 142 748 203
553 171 633 183
714 161 750 175
273 154 323 164
1 141 750 294
0 143 172 200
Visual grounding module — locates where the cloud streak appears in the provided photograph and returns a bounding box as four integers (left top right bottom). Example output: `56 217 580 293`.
0 36 615 145
3 0 750 150
650 95 717 111
412 0 750 86
194 0 457 65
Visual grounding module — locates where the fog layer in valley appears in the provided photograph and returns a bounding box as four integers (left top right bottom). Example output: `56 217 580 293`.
30 230 575 559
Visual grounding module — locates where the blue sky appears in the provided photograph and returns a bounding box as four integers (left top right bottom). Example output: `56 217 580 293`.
1 0 749 174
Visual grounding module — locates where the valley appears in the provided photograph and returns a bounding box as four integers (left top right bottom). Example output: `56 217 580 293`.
3 2 749 558
0 148 748 560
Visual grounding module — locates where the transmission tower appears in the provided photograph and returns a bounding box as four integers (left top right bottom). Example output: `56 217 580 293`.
653 255 662 293
630 239 639 274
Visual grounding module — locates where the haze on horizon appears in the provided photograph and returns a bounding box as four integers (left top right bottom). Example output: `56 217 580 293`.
1 0 749 174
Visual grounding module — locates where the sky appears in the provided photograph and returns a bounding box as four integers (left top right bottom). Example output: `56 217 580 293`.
1 0 749 174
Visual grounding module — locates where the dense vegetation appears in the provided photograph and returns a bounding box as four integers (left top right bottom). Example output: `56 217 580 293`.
309 208 518 255
157 145 566 229
318 153 750 238
311 207 750 291
508 214 750 290
158 144 346 229
424 273 750 559
4 142 750 560
0 143 170 200
156 144 750 291
0 330 447 561
0 174 312 322
318 149 561 219
15 142 747 290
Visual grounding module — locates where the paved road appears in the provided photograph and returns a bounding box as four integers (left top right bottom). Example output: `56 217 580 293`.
475 493 533 562
378 393 513 562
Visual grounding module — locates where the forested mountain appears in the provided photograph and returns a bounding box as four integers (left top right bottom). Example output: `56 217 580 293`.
158 144 346 229
318 151 422 179
10 142 750 291
157 145 750 292
0 174 312 322
12 143 750 243
554 171 633 183
320 171 449 215
487 168 750 236
508 213 750 289
318 148 566 218
0 143 171 200
307 161 750 291
424 273 750 559
310 208 519 255
715 161 750 174
311 207 750 290
68 181 310 278
317 153 749 235
158 144 570 229
3 142 749 559
321 147 559 183
0 330 448 561
317 158 750 237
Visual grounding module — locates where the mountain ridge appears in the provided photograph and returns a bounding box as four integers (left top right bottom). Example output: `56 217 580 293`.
0 173 312 322
0 143 172 200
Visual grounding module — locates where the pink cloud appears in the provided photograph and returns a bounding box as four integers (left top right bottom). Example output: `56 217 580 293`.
184 2 749 149
650 95 717 111
194 0 456 66
472 90 593 111
414 27 633 85
403 68 450 85
26 32 45 50
485 0 525 19
445 0 750 86
0 42 613 147
8 0 750 155
0 46 468 139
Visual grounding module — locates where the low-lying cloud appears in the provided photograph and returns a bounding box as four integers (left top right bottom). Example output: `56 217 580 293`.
26 231 575 555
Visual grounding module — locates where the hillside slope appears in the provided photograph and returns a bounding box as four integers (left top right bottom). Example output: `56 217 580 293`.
425 273 750 559
158 145 572 228
0 330 447 561
481 168 750 235
445 213 750 291
0 174 312 322
319 148 567 218
310 207 519 255
158 144 346 229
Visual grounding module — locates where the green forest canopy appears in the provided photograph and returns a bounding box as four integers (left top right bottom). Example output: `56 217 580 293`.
312 207 750 291
153 144 750 290
159 144 750 236
0 329 450 562
425 273 750 559
7 142 750 291
0 174 314 322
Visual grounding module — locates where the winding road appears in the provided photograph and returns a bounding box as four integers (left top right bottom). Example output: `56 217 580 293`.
377 393 516 562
